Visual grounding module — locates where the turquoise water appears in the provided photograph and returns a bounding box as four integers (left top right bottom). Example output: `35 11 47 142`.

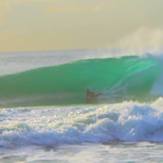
0 56 161 106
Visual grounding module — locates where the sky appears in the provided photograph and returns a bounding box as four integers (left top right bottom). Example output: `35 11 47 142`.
0 0 163 52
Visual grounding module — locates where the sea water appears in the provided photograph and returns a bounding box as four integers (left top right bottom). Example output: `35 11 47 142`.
0 50 163 163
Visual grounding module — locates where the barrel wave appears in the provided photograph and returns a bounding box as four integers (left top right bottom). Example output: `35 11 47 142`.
0 55 161 107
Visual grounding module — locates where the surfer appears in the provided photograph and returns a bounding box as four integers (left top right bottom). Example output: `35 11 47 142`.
86 88 102 103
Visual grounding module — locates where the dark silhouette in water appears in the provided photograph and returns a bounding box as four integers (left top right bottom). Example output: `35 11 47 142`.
86 88 102 103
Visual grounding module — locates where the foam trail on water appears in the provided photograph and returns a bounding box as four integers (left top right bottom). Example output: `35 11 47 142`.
1 98 163 149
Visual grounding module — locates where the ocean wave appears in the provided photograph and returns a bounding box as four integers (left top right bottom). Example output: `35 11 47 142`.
0 55 162 106
1 98 163 148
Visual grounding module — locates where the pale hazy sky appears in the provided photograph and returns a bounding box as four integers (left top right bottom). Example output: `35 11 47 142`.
0 0 163 52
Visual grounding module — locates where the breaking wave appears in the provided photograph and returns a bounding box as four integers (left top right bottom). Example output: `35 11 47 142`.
0 55 162 106
1 98 163 149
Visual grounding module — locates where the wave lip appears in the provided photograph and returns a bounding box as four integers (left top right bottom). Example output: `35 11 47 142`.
1 99 163 148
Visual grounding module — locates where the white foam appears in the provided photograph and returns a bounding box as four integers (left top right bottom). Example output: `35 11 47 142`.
1 98 163 148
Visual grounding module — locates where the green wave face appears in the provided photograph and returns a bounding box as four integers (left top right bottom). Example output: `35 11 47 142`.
0 56 161 106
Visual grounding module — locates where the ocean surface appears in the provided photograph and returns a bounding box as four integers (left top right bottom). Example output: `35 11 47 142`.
0 50 163 163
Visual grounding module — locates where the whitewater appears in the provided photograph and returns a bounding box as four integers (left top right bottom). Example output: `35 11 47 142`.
0 50 163 162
